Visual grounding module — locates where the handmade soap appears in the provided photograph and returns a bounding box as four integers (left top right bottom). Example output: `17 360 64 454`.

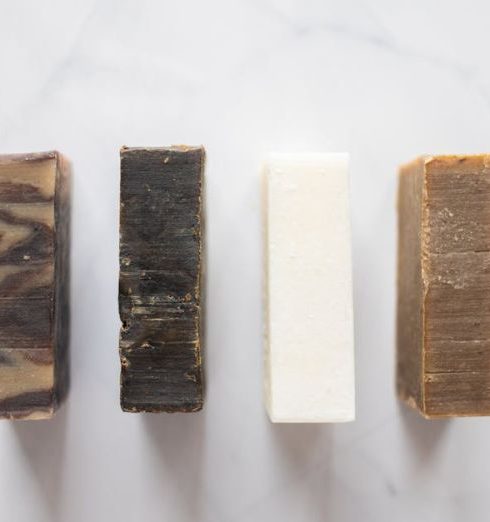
263 153 355 423
397 155 490 418
119 146 205 412
0 151 70 420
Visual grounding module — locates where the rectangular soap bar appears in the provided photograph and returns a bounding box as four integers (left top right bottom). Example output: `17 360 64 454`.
263 153 355 423
397 155 490 418
119 146 205 412
0 151 70 420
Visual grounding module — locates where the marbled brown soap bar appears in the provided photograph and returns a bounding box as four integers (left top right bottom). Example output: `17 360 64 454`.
0 151 70 420
397 155 490 418
119 146 205 412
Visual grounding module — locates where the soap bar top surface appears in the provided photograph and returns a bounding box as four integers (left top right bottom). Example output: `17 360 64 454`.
264 153 355 423
397 154 490 417
119 146 205 413
0 151 70 420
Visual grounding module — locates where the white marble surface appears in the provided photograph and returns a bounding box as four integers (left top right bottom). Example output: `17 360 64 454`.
1 1 490 521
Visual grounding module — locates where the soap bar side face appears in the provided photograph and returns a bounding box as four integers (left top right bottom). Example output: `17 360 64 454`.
53 155 71 408
396 158 426 412
119 147 205 412
423 156 490 416
0 152 70 420
264 154 355 423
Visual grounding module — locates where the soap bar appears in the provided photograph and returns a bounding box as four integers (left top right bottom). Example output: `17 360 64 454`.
119 146 205 412
397 155 490 418
263 153 355 423
0 151 70 420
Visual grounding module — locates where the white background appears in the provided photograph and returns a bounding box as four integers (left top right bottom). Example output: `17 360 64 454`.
0 1 490 521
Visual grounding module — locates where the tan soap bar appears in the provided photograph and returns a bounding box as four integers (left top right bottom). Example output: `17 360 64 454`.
397 154 490 418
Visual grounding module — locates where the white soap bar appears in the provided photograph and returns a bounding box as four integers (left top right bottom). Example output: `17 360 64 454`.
263 153 355 423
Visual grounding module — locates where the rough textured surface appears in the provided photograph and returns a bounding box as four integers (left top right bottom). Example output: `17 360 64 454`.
0 151 71 420
397 154 490 418
119 146 205 412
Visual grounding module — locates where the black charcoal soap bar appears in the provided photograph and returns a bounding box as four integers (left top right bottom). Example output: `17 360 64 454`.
119 146 205 412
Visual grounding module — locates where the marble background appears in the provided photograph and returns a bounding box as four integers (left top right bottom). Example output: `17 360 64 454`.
1 1 490 521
